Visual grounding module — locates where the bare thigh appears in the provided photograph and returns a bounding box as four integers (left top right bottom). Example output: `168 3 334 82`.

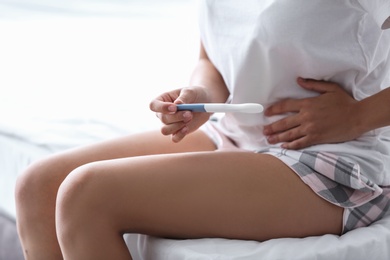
15 129 215 225
58 151 343 242
28 129 216 182
15 129 217 259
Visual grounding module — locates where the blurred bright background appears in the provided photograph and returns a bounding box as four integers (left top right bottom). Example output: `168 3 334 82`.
0 0 199 142
0 0 200 216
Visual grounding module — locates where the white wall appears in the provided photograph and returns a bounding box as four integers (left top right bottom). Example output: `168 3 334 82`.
0 0 199 133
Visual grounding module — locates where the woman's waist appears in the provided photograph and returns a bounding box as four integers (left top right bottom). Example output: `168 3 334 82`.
217 118 390 185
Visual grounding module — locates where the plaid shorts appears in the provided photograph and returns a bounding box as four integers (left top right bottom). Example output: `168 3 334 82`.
201 123 390 234
264 148 390 234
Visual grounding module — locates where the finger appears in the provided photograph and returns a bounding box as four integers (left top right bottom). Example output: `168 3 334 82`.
281 135 314 150
265 99 302 116
263 114 300 136
161 121 188 136
266 126 304 145
174 87 198 105
159 111 193 125
149 99 176 114
297 77 338 94
171 126 189 143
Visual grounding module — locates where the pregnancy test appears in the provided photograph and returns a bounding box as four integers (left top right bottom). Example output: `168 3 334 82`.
176 103 263 113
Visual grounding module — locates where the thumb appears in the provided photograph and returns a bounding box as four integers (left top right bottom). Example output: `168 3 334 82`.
174 87 197 105
297 77 336 94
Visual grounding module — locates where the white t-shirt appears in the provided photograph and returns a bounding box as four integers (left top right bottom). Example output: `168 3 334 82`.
199 0 390 185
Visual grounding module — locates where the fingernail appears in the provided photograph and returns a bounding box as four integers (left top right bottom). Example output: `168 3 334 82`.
181 126 189 134
267 136 275 143
182 112 192 123
168 105 176 112
183 111 192 118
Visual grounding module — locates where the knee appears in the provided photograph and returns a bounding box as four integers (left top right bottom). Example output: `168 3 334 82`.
55 164 103 241
15 156 61 209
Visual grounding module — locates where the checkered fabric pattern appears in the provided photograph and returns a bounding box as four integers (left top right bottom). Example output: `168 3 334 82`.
261 149 390 234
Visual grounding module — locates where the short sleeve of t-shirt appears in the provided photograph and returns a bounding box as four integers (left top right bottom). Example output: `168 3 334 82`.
358 0 390 29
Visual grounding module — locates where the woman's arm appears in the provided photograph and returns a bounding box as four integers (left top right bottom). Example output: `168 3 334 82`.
184 42 230 104
263 77 390 150
149 41 229 142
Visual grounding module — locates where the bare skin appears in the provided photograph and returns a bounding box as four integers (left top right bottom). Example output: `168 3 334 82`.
16 129 343 260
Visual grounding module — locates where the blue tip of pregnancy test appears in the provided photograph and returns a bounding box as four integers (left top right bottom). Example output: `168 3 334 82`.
176 103 263 113
176 104 207 112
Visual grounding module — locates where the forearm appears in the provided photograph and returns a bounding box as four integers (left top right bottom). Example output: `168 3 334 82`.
189 44 230 103
355 86 390 134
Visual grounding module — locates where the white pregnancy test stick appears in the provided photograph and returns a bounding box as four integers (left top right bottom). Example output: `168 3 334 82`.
176 103 263 113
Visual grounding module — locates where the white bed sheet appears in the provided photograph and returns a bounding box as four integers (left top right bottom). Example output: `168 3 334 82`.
126 215 390 260
1 1 389 259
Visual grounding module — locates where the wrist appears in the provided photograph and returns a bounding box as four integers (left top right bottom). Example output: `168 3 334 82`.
352 100 371 136
353 90 390 135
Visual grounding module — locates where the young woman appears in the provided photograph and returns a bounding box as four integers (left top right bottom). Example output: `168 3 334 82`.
15 1 390 259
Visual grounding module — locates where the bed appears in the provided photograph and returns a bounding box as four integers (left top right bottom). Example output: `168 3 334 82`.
1 1 389 259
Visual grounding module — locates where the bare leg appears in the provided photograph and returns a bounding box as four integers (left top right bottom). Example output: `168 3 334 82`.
15 130 216 260
55 151 343 260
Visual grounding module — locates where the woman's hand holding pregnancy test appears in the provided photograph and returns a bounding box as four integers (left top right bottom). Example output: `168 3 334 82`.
176 103 264 113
